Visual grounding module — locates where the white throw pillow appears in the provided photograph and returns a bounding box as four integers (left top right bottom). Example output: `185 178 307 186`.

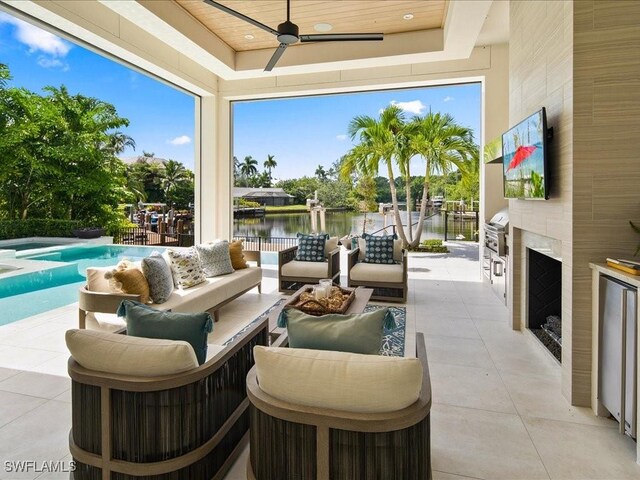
324 236 339 258
196 240 234 277
254 346 423 413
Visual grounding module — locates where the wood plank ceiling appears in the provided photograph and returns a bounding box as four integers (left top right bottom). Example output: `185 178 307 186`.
175 1 448 51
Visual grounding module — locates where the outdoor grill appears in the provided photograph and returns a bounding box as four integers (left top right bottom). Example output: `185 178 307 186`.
484 208 509 257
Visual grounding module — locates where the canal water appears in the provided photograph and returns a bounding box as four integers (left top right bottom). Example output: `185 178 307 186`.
234 210 478 241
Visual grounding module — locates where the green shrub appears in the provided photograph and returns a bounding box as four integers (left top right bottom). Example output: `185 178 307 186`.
238 198 261 208
408 238 449 253
0 219 85 239
422 239 444 247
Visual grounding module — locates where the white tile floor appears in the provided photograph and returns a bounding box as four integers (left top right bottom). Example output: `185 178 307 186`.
0 242 638 480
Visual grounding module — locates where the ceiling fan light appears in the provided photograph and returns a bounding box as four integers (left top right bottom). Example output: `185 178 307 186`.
314 23 333 32
403 13 414 20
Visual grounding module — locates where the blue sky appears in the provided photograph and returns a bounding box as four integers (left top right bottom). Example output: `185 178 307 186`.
1 10 481 178
233 83 481 180
0 12 195 168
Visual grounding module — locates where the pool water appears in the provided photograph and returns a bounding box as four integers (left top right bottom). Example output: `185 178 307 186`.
0 241 70 251
0 245 164 326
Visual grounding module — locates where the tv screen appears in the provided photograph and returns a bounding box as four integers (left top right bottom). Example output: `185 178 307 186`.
503 107 549 199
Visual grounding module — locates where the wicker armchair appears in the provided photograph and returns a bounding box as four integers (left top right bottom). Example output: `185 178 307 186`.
68 317 269 479
278 246 340 293
246 333 431 480
347 247 408 303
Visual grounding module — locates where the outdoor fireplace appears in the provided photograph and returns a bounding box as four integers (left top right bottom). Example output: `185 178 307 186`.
527 248 562 362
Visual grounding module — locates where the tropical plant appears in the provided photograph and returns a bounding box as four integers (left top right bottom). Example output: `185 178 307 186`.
264 154 277 183
162 160 188 206
409 112 477 247
315 165 327 180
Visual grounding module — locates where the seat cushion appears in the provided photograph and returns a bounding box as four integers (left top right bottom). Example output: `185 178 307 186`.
118 300 213 365
281 260 328 279
254 346 423 413
66 329 199 376
284 307 388 354
350 262 404 283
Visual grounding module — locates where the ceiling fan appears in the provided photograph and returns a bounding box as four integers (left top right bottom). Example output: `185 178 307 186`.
202 0 384 71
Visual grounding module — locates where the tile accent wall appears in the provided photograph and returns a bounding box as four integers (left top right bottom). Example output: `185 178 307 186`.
510 0 640 406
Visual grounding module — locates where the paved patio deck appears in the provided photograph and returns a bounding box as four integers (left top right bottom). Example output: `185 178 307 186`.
0 242 638 479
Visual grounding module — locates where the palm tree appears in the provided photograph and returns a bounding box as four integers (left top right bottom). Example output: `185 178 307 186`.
240 155 258 180
264 154 277 183
162 159 187 206
341 105 411 246
107 131 136 155
315 165 327 180
409 112 477 247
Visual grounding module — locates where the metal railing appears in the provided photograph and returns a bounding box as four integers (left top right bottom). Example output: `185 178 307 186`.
113 227 194 247
232 235 298 252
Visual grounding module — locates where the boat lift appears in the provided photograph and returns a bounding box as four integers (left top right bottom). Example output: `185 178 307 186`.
306 192 326 234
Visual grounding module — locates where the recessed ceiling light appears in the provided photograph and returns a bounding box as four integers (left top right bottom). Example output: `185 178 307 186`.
314 23 333 32
244 34 255 40
403 13 414 20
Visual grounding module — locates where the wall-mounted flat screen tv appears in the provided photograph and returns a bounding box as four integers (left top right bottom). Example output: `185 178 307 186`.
503 107 550 200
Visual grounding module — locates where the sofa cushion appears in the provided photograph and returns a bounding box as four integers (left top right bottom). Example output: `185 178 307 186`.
254 346 423 413
66 329 199 376
281 260 328 279
86 266 114 293
196 240 234 277
118 300 213 365
295 233 327 262
350 262 404 283
229 240 248 269
142 252 174 304
167 247 206 288
358 237 403 262
106 267 150 304
284 307 388 354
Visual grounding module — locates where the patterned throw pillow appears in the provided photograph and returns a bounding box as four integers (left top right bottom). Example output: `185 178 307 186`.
142 252 174 304
363 234 396 264
166 247 206 288
295 233 327 262
196 240 234 277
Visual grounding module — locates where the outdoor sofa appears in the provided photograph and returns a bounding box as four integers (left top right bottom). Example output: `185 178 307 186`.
78 249 262 330
66 315 271 480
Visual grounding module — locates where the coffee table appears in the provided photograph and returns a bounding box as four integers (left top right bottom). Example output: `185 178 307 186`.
268 285 373 331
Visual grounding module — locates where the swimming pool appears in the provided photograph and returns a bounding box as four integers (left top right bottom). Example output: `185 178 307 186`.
0 245 164 326
1 241 71 251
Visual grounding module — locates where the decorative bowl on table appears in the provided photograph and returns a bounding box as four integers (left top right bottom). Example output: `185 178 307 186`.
286 286 356 316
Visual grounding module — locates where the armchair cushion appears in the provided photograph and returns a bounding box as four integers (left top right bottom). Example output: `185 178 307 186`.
254 346 423 413
350 262 404 283
358 237 403 263
281 259 328 278
362 234 395 264
295 233 327 262
284 307 388 354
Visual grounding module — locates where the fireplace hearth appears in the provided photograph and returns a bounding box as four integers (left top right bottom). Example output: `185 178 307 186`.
527 248 562 362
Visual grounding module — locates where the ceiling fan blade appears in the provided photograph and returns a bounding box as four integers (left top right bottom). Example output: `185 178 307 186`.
264 43 288 71
300 33 383 42
203 0 279 36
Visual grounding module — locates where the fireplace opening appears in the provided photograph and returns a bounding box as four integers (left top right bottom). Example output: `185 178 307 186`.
527 248 562 362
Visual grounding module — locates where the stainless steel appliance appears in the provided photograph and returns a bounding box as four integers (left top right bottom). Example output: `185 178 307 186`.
484 208 509 256
483 208 509 304
599 275 637 439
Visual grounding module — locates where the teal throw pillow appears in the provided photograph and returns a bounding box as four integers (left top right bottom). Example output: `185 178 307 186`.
362 234 396 264
295 233 328 262
117 300 213 365
282 307 393 355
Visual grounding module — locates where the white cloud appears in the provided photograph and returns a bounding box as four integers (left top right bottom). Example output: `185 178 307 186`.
336 134 347 141
168 135 192 146
0 12 71 70
390 100 427 115
443 96 454 102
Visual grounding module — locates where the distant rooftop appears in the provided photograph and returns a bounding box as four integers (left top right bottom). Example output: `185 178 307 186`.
233 187 293 199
